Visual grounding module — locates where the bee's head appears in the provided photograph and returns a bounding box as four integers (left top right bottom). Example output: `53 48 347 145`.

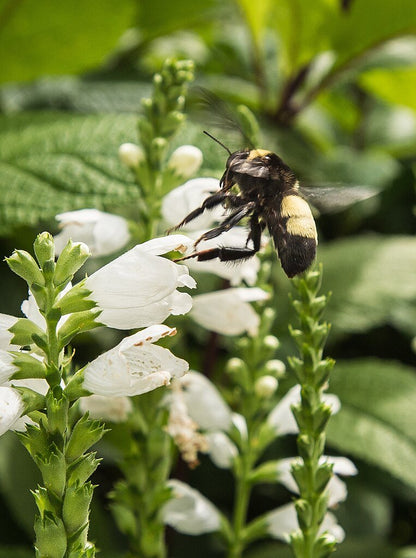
227 149 297 185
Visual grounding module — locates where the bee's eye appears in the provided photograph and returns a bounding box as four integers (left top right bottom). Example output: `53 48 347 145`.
263 154 272 163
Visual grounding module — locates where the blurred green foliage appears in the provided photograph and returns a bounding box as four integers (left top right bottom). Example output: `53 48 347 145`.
0 0 416 556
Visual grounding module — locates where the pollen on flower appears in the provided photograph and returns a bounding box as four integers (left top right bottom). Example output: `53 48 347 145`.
166 380 209 468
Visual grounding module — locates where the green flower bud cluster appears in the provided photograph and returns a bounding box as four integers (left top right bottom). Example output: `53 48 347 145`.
5 233 106 558
288 266 337 558
138 59 194 170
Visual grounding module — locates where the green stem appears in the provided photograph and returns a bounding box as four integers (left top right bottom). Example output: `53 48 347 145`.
229 464 251 558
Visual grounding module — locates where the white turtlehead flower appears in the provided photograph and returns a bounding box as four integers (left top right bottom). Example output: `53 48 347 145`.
205 431 238 469
83 325 188 397
190 287 269 336
265 502 345 543
118 142 145 168
162 177 222 230
0 350 18 384
79 394 133 423
85 235 196 330
180 371 232 432
267 385 341 436
54 209 130 257
276 456 358 507
0 313 18 350
185 227 261 286
162 480 221 535
0 387 25 436
168 145 203 178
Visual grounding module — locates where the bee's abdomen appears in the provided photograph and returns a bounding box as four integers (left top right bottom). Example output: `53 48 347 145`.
270 194 318 277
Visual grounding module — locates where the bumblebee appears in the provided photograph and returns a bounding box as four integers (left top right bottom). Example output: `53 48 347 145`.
169 133 373 278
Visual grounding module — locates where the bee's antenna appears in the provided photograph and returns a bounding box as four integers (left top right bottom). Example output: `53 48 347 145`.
203 130 232 155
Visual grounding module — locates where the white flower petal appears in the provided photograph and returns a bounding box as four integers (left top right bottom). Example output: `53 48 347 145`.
85 241 195 330
205 431 238 469
0 350 18 384
139 234 195 256
0 387 24 436
180 371 232 431
266 503 344 542
11 378 49 396
231 413 248 440
162 178 222 230
190 288 263 336
0 314 18 350
163 480 221 535
55 209 130 257
79 394 133 422
83 326 188 397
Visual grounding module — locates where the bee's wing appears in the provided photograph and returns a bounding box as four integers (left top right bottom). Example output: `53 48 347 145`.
299 184 379 214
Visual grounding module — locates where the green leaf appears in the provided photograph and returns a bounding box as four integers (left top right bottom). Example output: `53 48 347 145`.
359 67 416 112
326 358 416 493
0 112 140 234
319 235 416 336
0 0 136 84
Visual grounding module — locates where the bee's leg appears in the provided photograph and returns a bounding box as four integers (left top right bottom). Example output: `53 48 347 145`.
176 245 258 263
245 214 264 250
193 202 256 247
166 191 227 233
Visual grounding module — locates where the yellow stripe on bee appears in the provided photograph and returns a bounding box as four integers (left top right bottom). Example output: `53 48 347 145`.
247 149 271 160
281 195 317 239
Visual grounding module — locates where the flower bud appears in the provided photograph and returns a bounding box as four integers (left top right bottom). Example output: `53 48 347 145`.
34 232 55 267
255 375 278 398
54 240 90 287
118 142 145 168
65 415 106 460
263 335 280 351
6 250 45 287
168 145 203 178
34 514 67 558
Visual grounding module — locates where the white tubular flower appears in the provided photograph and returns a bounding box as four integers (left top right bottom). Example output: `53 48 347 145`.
168 145 203 178
0 350 18 384
276 456 358 507
83 325 188 397
79 394 133 423
185 227 261 286
205 431 238 469
118 142 145 168
265 502 345 543
267 385 341 436
0 387 24 436
85 235 196 330
0 313 18 350
54 209 130 257
180 371 232 432
162 480 221 535
190 287 269 336
162 177 222 230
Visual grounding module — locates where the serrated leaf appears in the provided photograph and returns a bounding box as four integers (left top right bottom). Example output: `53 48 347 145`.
326 358 416 493
0 112 140 234
0 0 136 84
319 235 416 336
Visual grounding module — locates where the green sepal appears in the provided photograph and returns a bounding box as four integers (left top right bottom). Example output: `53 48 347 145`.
57 310 102 350
6 249 45 287
294 498 313 531
313 403 334 433
289 530 305 556
13 386 46 414
32 486 54 516
313 533 338 558
30 282 47 312
64 367 90 401
249 460 280 484
315 462 334 493
243 513 271 545
34 512 67 558
297 433 315 461
9 318 46 348
56 280 96 315
66 414 107 461
17 420 49 457
34 446 66 499
54 239 90 287
291 460 308 493
10 351 46 379
316 491 330 525
109 501 137 538
32 332 49 353
62 482 94 536
46 392 69 434
314 358 335 387
42 259 56 283
67 453 101 486
288 355 306 383
34 232 56 267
